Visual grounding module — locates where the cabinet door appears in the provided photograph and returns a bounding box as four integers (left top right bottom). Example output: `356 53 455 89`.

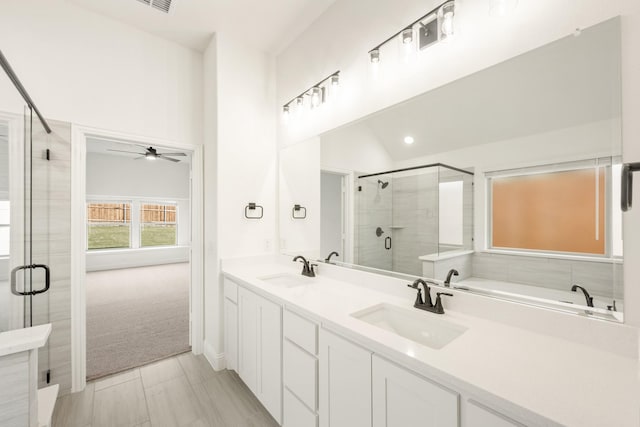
257 295 282 424
224 298 238 372
238 287 258 393
372 356 459 427
319 329 372 427
466 401 524 427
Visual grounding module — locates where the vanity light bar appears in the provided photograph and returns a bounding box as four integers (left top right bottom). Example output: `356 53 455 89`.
282 70 340 118
368 0 455 63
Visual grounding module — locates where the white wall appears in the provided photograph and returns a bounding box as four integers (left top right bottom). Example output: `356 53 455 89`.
280 138 321 255
203 33 278 368
0 0 203 146
320 121 393 173
276 0 640 329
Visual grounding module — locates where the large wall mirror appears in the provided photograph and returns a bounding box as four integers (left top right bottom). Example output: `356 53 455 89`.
280 17 623 321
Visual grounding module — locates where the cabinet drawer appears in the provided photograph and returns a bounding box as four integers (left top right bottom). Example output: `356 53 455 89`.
224 278 238 303
284 388 318 427
284 309 318 355
284 339 317 410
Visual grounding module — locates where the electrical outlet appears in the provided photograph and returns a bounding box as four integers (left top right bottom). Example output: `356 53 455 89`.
265 239 272 252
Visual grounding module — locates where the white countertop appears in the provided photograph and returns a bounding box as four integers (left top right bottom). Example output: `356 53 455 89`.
223 262 640 427
0 324 52 357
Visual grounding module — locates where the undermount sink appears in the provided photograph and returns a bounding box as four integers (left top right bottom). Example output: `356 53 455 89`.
351 303 467 350
258 273 312 288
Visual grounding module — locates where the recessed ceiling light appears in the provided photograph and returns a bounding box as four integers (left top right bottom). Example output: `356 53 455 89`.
404 136 415 145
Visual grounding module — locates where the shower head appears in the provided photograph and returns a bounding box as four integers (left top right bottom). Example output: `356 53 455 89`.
378 180 389 189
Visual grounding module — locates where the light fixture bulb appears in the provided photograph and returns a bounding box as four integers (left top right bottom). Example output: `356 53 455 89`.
311 87 321 107
370 49 380 63
439 2 455 39
283 105 290 120
145 152 157 160
296 97 304 107
404 136 415 145
402 28 414 44
331 74 340 86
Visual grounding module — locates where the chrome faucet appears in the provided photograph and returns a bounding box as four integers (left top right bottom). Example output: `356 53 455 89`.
325 251 340 263
407 278 453 314
571 284 594 307
293 255 317 277
444 269 459 287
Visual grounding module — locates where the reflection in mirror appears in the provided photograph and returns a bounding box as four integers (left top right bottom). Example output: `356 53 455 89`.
279 17 623 321
0 122 8 331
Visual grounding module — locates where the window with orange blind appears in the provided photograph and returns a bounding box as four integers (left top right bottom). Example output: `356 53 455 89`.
491 167 605 255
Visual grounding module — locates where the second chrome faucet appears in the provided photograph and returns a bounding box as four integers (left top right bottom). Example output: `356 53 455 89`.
407 278 453 314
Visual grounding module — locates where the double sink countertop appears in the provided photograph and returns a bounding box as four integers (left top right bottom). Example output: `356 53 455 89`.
222 262 640 427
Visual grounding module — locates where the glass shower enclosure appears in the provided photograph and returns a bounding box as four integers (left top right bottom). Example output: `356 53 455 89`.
1 49 54 387
355 164 473 277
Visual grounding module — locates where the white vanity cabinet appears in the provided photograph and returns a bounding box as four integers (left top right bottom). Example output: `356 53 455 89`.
372 355 459 427
223 278 238 372
283 309 319 427
319 329 372 427
237 285 282 424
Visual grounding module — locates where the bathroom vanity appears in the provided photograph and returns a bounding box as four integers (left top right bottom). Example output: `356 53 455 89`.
222 257 639 427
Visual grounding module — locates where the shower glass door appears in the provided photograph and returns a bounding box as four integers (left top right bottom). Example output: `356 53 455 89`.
9 106 52 384
356 173 393 271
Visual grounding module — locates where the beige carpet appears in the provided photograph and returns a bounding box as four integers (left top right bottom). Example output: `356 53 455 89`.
86 263 190 380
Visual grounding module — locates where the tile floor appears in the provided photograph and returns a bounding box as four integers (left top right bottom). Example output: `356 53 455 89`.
52 352 279 427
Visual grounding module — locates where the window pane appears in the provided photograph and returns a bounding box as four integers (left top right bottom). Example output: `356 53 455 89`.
492 168 605 255
0 226 9 256
87 203 131 250
0 200 9 225
140 203 177 247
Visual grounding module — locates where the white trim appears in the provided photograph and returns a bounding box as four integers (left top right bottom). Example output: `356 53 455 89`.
1 112 24 331
70 125 205 392
203 339 226 371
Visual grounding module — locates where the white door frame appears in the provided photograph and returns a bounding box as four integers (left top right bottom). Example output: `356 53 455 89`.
70 125 204 392
0 111 25 330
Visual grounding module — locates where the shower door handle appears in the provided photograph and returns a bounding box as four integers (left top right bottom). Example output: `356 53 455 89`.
385 236 392 250
11 264 50 296
622 162 640 212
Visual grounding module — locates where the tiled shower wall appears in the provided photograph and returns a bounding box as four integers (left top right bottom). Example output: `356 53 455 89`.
30 119 72 394
472 252 623 299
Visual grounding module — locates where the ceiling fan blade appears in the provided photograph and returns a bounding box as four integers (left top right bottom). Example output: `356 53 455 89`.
157 152 187 156
107 149 143 155
134 156 146 160
158 156 180 162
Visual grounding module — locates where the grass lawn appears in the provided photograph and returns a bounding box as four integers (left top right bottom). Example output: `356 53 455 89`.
141 224 177 247
88 224 176 249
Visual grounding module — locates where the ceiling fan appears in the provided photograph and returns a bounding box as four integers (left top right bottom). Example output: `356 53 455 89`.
106 145 187 162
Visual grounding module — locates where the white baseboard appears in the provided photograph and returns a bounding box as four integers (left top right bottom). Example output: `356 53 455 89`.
203 340 226 371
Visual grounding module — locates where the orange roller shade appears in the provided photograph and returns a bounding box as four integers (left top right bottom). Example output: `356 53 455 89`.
492 168 605 255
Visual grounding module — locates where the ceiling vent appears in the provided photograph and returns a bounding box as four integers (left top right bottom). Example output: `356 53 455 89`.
136 0 174 14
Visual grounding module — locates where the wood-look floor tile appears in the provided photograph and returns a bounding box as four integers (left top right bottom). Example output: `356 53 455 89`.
94 368 140 391
52 382 95 427
144 375 209 427
140 357 184 389
92 378 149 427
177 353 216 385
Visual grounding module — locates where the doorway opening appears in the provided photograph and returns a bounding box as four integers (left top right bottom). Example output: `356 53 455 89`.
320 170 353 263
84 137 193 380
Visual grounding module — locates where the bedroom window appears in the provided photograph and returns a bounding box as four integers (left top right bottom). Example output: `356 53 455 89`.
140 202 178 247
87 202 131 250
